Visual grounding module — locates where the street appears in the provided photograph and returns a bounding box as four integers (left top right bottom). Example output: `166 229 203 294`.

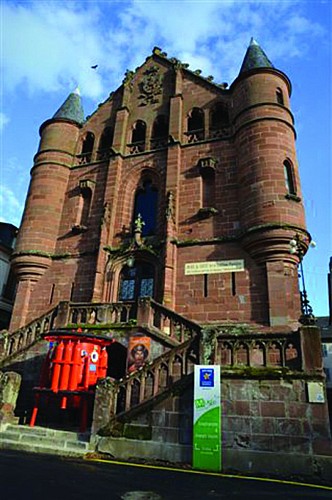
0 450 331 499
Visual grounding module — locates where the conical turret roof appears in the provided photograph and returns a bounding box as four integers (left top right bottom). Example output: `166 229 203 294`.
52 88 84 124
239 38 274 75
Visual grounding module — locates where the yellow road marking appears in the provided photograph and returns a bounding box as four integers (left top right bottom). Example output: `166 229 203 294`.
85 457 332 491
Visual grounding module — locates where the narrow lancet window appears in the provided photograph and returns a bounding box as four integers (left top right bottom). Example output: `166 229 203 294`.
276 88 284 105
284 160 296 195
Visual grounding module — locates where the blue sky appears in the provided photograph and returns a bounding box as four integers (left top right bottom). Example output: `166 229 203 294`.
0 0 331 316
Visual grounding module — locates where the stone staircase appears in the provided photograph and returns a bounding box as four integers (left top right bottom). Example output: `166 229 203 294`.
0 298 203 457
0 423 93 457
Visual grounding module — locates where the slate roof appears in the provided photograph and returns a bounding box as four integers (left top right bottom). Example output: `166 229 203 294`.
239 38 274 74
52 88 84 124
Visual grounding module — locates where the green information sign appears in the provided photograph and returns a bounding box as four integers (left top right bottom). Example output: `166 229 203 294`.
193 365 221 471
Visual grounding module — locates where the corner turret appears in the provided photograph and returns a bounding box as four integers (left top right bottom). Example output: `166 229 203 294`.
231 39 308 326
10 89 84 330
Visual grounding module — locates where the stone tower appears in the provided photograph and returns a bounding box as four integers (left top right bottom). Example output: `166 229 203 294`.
232 38 308 326
10 90 84 330
10 40 309 332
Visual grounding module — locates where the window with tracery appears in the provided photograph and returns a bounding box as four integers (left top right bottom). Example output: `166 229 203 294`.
119 262 155 301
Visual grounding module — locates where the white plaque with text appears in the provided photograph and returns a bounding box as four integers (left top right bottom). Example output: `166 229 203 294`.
185 259 244 275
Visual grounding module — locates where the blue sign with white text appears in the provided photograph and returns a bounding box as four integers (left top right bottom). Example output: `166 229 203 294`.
200 368 214 387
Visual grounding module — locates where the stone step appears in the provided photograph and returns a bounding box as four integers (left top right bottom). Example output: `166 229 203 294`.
0 424 93 458
0 439 90 457
3 424 90 442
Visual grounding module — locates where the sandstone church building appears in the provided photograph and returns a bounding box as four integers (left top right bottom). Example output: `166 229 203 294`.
1 40 331 470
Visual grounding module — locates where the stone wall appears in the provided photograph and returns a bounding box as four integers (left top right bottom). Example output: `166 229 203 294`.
222 378 331 455
2 340 48 423
0 370 21 427
95 374 332 460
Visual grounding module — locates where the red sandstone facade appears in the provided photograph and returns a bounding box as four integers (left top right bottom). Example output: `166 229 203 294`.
10 44 309 332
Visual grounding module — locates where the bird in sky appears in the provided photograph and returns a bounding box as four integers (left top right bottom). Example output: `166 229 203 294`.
91 65 98 70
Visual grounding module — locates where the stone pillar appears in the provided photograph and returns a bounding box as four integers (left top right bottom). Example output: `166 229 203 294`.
9 279 35 331
112 107 129 154
54 301 70 328
266 261 289 326
91 378 116 437
9 254 51 331
300 325 324 373
169 94 183 142
136 297 154 327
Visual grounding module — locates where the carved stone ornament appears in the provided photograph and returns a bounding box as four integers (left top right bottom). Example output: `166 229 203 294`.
166 190 175 221
122 69 135 89
139 65 163 106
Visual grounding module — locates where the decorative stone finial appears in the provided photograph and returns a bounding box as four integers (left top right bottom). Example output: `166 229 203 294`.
134 213 145 233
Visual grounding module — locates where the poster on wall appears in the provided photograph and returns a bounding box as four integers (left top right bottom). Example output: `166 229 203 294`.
127 335 151 373
193 365 221 472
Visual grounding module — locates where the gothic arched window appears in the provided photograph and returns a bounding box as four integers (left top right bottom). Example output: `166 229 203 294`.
98 127 114 159
133 179 158 236
81 132 95 163
152 115 168 138
210 103 229 130
284 160 296 195
131 120 146 153
187 107 204 142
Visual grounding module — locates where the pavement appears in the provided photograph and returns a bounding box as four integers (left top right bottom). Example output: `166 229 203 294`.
1 449 331 499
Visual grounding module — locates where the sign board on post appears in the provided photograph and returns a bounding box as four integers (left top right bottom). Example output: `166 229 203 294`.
193 365 221 472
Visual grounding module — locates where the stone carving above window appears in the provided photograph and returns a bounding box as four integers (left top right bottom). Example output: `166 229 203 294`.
139 65 163 106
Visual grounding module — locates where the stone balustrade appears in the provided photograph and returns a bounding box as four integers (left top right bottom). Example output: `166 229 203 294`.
143 298 202 343
0 306 58 362
67 301 136 325
92 337 198 433
215 331 302 370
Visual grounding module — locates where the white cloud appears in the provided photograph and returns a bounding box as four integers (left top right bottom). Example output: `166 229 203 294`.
1 0 327 104
2 2 106 99
0 112 10 132
0 185 24 227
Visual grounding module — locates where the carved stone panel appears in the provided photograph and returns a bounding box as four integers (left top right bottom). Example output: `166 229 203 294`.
139 65 163 106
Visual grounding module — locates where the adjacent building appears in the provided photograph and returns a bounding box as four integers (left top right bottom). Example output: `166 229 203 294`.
0 222 17 330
